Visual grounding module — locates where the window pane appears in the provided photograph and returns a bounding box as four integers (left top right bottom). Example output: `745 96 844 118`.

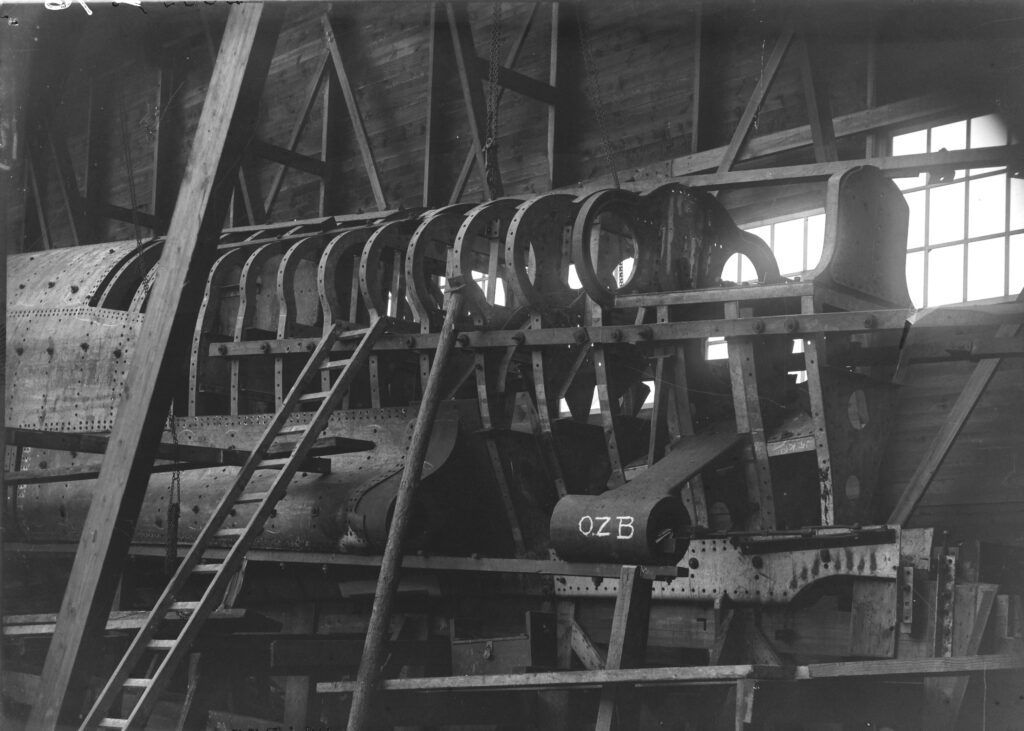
970 114 1008 148
905 189 926 248
968 174 1007 239
931 120 967 152
1010 235 1024 296
893 129 927 156
967 237 1006 300
722 253 742 282
906 250 925 307
1011 177 1024 232
739 254 758 283
895 172 927 191
746 225 771 245
773 219 805 275
929 182 966 244
706 337 728 361
927 244 965 306
806 214 825 270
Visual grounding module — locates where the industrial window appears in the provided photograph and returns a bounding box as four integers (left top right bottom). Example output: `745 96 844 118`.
738 213 827 281
892 114 1023 307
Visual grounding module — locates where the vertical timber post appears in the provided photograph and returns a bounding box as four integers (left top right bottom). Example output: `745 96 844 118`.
28 5 283 728
347 287 467 730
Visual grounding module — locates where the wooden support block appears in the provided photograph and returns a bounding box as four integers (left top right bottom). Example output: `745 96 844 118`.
725 302 775 530
571 619 606 671
279 604 316 731
850 579 898 658
734 678 757 730
922 583 999 730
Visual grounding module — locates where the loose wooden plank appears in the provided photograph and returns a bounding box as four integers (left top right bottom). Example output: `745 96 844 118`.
319 663 792 694
27 7 285 729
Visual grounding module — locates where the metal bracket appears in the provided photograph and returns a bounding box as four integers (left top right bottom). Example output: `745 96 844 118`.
554 527 900 604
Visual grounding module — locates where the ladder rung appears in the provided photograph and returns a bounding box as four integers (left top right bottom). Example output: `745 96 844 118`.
123 678 151 688
170 601 199 612
235 491 271 504
259 456 331 473
147 639 176 650
215 527 246 539
192 563 223 574
298 391 330 403
98 718 129 729
258 457 290 468
320 359 352 370
337 327 369 340
277 424 308 435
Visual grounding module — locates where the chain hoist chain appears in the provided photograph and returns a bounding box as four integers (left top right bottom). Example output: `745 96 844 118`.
576 6 621 188
484 3 504 197
165 408 182 574
486 3 502 150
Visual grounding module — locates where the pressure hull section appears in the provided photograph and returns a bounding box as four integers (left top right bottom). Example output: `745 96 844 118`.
8 405 477 555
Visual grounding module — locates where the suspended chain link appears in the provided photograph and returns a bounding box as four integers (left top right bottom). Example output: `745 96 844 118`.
165 408 182 574
484 3 504 197
576 5 621 188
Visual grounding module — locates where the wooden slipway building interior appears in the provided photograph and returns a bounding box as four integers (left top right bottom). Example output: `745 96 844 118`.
0 1 1022 729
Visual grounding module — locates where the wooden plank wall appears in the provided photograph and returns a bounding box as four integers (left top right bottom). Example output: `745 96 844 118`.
11 2 1023 245
11 1 885 249
877 323 1024 545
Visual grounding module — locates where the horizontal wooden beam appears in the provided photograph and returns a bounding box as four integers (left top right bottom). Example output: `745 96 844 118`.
671 92 977 177
680 145 1023 190
473 56 558 106
2 608 250 637
798 653 1024 680
6 542 685 581
251 138 327 178
210 301 1024 355
318 653 1024 694
6 461 224 485
319 662 791 693
93 201 163 231
6 427 239 464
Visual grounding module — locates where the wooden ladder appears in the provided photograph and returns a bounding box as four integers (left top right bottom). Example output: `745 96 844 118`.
80 318 388 730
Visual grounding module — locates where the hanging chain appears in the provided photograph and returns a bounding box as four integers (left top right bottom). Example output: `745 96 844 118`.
484 2 504 197
164 408 182 574
576 6 620 188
